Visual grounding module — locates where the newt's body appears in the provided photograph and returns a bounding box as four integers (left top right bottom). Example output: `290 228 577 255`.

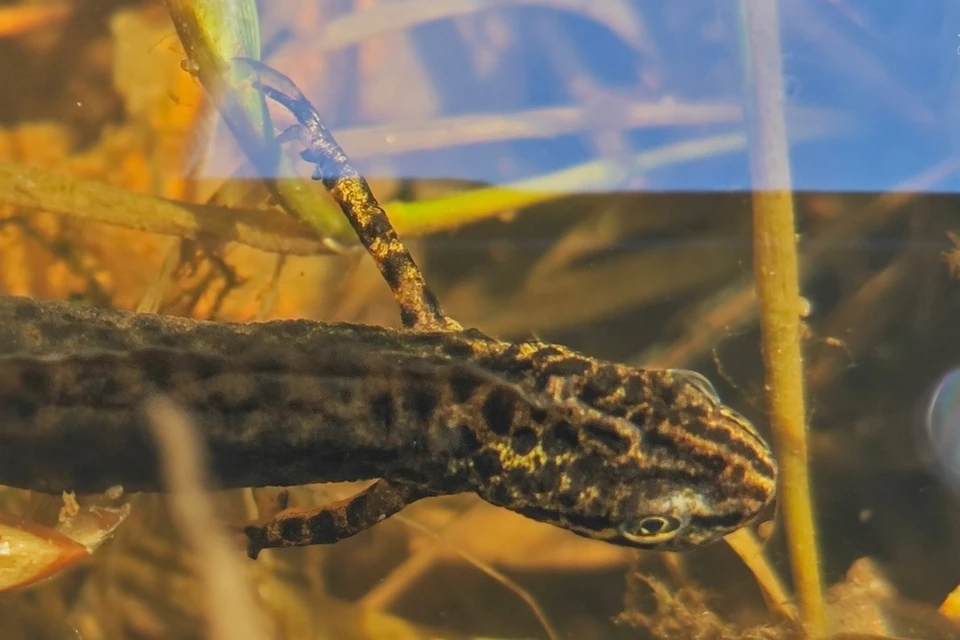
0 60 778 560
0 294 776 557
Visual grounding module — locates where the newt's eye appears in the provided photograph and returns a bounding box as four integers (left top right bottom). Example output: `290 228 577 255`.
669 369 721 402
618 515 684 544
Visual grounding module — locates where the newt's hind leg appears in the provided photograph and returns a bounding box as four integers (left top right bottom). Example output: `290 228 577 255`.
244 479 429 559
234 57 460 334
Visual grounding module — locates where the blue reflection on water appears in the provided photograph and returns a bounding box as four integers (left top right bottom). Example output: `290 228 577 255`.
926 368 960 488
198 1 960 194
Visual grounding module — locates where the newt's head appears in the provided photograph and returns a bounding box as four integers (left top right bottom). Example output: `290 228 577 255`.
465 344 779 551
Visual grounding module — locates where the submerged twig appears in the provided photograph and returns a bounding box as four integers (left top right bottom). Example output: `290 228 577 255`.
0 4 70 38
301 0 649 55
3 135 833 262
145 395 271 640
332 100 848 158
164 0 354 242
634 157 958 370
739 1 825 636
0 161 331 256
394 513 562 640
725 528 798 622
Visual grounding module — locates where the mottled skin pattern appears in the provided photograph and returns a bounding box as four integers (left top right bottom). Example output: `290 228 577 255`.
0 296 776 558
0 60 779 560
239 59 458 334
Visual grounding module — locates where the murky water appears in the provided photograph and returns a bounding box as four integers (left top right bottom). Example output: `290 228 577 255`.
2 2 960 639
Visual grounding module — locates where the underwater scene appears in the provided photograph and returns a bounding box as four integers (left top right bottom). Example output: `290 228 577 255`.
1 2 960 639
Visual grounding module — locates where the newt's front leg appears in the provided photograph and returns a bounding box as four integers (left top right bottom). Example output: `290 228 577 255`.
234 57 460 334
244 479 430 559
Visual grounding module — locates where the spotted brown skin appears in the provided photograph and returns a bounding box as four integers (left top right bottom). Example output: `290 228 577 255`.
0 298 775 557
0 60 779 559
235 59 458 334
468 342 777 552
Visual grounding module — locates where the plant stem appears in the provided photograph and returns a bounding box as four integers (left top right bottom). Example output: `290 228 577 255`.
163 0 354 241
738 1 826 636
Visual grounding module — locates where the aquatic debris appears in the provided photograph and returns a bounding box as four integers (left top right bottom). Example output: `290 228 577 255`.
0 490 130 592
0 513 88 592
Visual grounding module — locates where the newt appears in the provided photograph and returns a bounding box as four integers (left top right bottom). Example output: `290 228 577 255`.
0 60 778 560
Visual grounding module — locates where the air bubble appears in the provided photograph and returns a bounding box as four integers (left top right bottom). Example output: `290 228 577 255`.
668 369 721 402
925 368 960 489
